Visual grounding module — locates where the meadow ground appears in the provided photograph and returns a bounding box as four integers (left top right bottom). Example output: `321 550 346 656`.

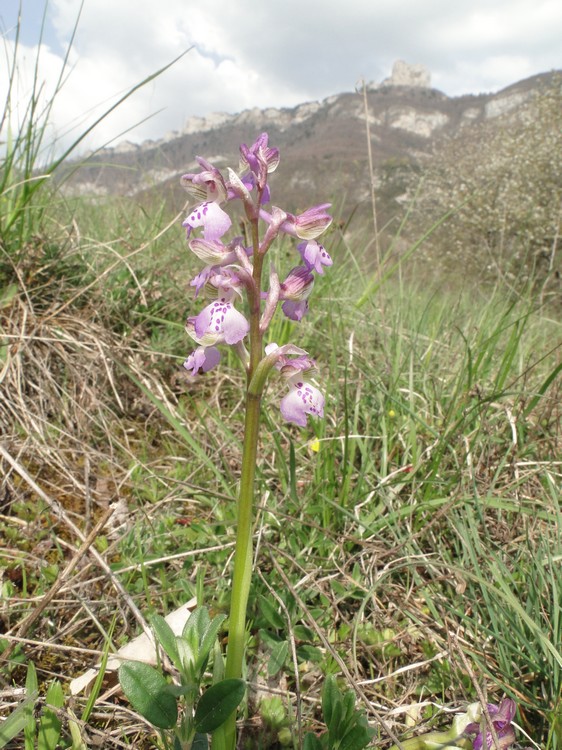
1 185 560 748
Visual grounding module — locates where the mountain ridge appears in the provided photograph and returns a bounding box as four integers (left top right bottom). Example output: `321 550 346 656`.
61 68 561 232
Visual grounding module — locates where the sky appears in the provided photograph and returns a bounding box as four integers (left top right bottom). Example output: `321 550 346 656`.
1 0 561 157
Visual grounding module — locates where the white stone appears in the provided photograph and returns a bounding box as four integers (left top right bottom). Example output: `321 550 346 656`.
485 91 531 119
112 140 138 154
381 60 431 88
388 107 449 137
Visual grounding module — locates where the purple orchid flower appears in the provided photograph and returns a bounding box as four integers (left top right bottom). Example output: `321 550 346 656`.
280 378 325 427
259 203 332 241
186 295 249 347
239 133 280 190
280 266 315 300
465 699 517 750
297 240 333 274
283 204 333 240
183 200 232 242
181 156 228 203
278 267 314 321
190 266 246 299
264 344 323 425
183 346 221 376
264 343 315 374
189 236 251 267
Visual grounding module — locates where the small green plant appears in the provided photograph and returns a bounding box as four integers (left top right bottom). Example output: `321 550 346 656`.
0 662 63 750
303 675 375 750
118 607 245 749
259 696 293 747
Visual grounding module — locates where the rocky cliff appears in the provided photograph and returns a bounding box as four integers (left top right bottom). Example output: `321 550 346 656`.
60 67 560 236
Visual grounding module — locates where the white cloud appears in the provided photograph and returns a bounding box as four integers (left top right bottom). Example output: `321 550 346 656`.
1 0 560 156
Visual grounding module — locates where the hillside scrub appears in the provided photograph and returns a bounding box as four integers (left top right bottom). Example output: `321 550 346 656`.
411 79 562 298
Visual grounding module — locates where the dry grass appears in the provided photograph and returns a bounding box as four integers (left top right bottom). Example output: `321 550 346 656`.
0 285 451 747
0 276 202 746
1 245 560 748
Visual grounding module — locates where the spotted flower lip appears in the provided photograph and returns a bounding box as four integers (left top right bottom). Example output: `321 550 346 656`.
183 201 232 241
297 240 333 274
280 378 325 427
187 297 249 346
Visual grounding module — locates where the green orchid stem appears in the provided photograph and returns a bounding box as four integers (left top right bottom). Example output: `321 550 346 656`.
217 390 262 750
213 219 265 750
226 392 262 676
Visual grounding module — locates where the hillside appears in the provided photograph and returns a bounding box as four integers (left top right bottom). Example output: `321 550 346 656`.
60 69 556 199
60 66 561 293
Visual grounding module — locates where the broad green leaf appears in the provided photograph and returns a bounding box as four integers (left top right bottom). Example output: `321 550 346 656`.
118 661 177 729
259 628 284 649
193 679 245 734
151 613 181 667
258 595 285 630
184 607 210 641
321 675 339 728
293 624 315 640
339 724 375 750
327 699 343 743
197 614 227 674
303 732 324 750
37 680 64 750
177 638 196 675
267 640 288 677
297 644 323 663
